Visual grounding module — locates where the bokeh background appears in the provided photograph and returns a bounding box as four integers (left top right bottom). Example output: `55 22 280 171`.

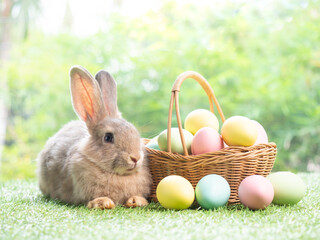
0 0 319 181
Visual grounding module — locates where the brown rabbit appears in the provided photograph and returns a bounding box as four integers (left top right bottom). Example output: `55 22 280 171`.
37 66 151 209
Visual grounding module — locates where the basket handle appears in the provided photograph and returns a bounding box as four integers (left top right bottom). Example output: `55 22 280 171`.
167 71 225 156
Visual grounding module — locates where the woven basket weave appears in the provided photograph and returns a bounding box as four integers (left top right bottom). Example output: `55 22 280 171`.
145 71 277 204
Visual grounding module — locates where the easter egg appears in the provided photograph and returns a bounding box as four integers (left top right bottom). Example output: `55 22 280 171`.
195 174 230 209
191 127 224 155
267 172 306 205
158 128 193 154
184 109 219 135
238 175 274 210
221 116 258 147
146 141 160 150
252 120 268 145
156 175 195 210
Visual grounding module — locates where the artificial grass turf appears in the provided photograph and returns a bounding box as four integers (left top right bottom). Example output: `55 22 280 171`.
0 173 319 240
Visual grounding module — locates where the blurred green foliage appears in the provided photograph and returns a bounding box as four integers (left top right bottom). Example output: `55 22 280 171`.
1 0 320 180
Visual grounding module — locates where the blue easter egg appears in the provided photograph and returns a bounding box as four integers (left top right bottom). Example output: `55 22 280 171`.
195 174 230 209
146 141 160 150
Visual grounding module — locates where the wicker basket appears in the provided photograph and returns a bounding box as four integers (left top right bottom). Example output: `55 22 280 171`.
145 71 277 204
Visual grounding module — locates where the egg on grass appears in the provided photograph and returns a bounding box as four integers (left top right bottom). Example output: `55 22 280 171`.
238 175 274 210
195 174 230 209
156 175 195 210
267 172 306 205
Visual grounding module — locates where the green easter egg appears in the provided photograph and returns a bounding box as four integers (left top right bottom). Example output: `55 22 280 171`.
157 128 193 154
267 171 306 205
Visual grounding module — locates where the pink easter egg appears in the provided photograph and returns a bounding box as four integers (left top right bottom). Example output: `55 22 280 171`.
238 175 274 210
191 127 224 155
252 120 268 145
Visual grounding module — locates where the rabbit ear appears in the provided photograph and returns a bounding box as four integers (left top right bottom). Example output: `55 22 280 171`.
95 70 121 118
69 66 106 127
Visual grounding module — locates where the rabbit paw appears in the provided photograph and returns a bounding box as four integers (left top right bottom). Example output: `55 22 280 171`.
87 197 115 209
125 196 148 208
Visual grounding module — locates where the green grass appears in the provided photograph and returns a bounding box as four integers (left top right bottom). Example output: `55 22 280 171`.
1 173 319 240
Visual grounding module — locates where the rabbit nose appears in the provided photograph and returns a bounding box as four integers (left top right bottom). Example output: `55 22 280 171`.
130 156 138 163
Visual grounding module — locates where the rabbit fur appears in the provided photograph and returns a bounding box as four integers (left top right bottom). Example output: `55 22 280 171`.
37 66 151 209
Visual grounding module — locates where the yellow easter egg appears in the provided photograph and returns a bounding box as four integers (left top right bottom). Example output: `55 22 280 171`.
221 116 258 146
156 175 195 210
184 109 219 135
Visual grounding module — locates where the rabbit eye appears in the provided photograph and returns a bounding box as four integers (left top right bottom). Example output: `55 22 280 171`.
104 132 114 143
